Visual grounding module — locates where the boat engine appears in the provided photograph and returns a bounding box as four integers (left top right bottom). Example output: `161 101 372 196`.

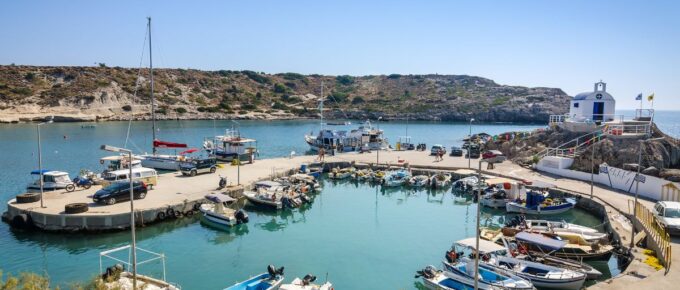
102 263 124 281
267 264 285 278
235 210 249 224
415 266 437 279
302 274 317 285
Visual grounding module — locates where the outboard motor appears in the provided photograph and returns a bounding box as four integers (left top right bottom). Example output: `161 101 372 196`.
415 266 437 279
102 263 124 280
267 265 285 278
235 210 249 224
300 194 311 204
302 274 317 286
218 175 227 189
281 197 292 209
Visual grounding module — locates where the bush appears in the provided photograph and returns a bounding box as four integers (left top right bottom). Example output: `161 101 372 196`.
156 107 167 115
122 105 132 111
330 92 349 103
10 87 32 96
198 106 220 113
24 72 36 81
273 83 288 94
238 110 248 114
387 74 401 79
174 107 187 114
279 72 306 80
336 75 353 85
241 103 257 110
272 101 288 110
242 70 269 84
352 96 365 104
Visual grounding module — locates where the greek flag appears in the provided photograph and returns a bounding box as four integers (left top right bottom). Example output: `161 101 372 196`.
634 174 646 183
635 93 642 101
599 166 608 174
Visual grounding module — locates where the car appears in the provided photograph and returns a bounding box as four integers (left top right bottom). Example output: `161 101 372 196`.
482 150 507 163
466 144 481 159
430 144 446 156
449 146 463 156
653 201 680 235
180 158 217 176
93 181 148 205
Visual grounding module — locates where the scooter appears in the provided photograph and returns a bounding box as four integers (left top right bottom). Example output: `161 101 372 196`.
72 176 93 189
217 175 227 190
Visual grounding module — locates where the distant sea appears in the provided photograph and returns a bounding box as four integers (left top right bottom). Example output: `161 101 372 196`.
616 109 680 138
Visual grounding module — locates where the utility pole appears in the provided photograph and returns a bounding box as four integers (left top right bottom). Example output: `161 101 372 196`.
630 140 643 249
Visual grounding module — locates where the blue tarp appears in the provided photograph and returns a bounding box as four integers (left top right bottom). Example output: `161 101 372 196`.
30 169 52 175
515 232 567 251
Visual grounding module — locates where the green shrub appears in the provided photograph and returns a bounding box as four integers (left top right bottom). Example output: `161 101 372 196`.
10 87 32 96
279 72 306 80
273 83 288 94
272 101 288 110
352 96 365 104
336 75 353 85
242 70 269 84
24 72 36 81
238 110 248 114
331 92 349 102
387 74 401 79
174 107 187 114
492 96 510 106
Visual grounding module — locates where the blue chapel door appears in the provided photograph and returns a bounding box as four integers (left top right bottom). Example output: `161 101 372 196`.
593 102 604 121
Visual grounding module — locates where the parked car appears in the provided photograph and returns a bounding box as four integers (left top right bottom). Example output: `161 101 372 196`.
653 201 680 235
482 150 507 163
430 144 446 156
466 144 481 159
180 158 217 176
449 146 463 157
93 181 148 205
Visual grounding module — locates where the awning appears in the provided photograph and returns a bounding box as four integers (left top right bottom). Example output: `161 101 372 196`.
454 238 507 253
153 140 188 148
205 193 236 203
30 169 52 175
515 232 567 251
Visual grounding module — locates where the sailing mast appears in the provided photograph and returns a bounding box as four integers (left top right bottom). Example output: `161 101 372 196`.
148 17 157 155
319 80 324 131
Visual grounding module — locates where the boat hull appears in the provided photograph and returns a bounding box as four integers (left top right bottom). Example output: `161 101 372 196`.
506 202 575 215
141 156 181 171
244 192 282 209
480 198 507 209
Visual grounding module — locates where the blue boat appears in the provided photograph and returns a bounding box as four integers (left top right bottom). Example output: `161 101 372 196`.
224 265 284 290
417 265 493 290
505 190 576 215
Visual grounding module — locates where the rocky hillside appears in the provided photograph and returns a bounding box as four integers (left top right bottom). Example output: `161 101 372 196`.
0 65 571 123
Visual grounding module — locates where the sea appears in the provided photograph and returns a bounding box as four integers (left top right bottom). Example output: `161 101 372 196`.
0 110 676 289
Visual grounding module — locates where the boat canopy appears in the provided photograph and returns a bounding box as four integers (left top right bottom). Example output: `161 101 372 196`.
30 169 53 175
515 232 567 251
153 140 188 148
455 238 506 253
205 193 236 203
179 148 198 155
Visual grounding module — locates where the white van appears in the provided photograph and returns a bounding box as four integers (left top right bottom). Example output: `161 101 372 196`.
101 167 158 189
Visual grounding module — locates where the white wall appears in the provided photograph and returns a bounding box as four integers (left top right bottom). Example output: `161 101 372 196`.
536 156 678 201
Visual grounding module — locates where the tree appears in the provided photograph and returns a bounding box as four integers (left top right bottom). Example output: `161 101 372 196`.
336 75 353 85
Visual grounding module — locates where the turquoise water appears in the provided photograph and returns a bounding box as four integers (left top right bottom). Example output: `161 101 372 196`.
1 117 672 288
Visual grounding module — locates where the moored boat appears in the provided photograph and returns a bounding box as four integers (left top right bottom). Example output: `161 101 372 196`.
224 265 284 290
430 172 452 189
199 193 249 228
480 178 524 209
486 255 586 290
27 170 75 192
505 190 576 215
382 169 411 187
416 265 498 290
505 216 608 244
409 175 431 187
329 167 355 179
279 273 333 290
513 232 614 261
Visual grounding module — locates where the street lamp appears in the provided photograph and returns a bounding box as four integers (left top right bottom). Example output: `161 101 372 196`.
37 117 53 208
474 157 497 290
100 144 137 290
468 118 475 169
377 116 383 165
232 120 241 185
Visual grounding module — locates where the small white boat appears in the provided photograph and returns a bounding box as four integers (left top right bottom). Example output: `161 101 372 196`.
409 175 431 187
382 169 411 187
199 193 249 228
487 255 586 290
279 274 333 290
506 191 576 215
329 167 355 179
416 265 499 290
224 265 284 290
480 178 525 209
353 168 374 181
451 176 479 194
509 218 608 243
27 170 74 192
429 172 452 189
140 153 184 171
524 254 603 280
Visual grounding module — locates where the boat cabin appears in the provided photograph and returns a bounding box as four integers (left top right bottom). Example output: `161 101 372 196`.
27 170 72 190
205 128 257 163
100 155 142 173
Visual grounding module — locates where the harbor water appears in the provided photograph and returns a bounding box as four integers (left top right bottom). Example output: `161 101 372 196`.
2 114 677 288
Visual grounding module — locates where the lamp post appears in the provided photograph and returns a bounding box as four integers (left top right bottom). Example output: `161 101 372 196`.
474 158 485 290
468 118 475 169
630 140 644 249
37 117 53 208
590 137 595 199
232 120 241 185
377 116 383 165
100 144 137 290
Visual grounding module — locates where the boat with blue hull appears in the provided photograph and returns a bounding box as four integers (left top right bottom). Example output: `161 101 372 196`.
416 265 500 290
506 190 576 215
224 265 284 290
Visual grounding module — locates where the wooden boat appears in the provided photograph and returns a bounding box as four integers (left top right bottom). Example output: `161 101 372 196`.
504 216 608 245
353 168 374 181
506 190 576 215
279 274 332 290
382 169 411 187
224 265 284 290
513 232 614 261
409 175 431 187
329 167 355 179
487 255 586 290
199 193 249 228
429 172 452 189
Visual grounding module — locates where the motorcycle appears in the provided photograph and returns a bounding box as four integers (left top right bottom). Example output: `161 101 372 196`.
72 175 94 189
217 175 227 190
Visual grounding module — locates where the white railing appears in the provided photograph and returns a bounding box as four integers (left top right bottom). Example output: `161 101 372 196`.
604 124 651 136
635 109 655 121
549 114 625 124
539 130 606 158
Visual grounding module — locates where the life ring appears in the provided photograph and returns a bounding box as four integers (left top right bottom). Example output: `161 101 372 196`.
166 208 176 218
156 211 166 221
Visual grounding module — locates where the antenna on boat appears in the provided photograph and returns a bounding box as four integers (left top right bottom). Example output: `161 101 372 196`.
148 17 157 155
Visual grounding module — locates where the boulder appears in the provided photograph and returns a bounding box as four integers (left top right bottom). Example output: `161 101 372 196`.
641 166 660 177
660 169 680 182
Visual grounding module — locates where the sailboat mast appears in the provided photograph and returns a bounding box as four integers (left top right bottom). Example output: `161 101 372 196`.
148 17 157 154
320 80 324 131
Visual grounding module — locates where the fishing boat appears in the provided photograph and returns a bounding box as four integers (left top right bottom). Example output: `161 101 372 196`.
451 176 479 194
371 170 386 183
505 190 576 215
299 164 322 179
279 274 333 290
382 169 411 187
409 175 431 187
416 265 497 290
204 127 258 163
199 193 249 228
513 232 614 261
244 185 303 210
480 178 524 209
224 265 284 290
27 170 75 192
443 239 534 290
430 172 452 189
329 167 355 179
522 253 603 280
505 216 608 244
353 168 374 181
486 255 586 290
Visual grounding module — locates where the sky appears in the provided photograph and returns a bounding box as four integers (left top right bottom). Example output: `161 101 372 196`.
1 0 679 109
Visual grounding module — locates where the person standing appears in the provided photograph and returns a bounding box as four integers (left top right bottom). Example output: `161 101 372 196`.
319 147 325 161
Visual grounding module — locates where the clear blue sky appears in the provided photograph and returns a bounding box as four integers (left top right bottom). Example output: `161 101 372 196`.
1 0 678 109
